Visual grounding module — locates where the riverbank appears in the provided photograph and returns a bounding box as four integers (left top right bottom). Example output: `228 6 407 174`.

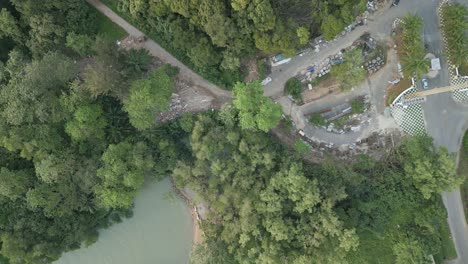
55 178 192 264
170 178 205 246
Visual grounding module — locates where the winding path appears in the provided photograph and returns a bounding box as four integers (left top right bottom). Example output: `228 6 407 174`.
86 0 232 102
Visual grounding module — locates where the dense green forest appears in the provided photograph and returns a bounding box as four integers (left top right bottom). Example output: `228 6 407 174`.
0 0 463 263
0 0 187 262
179 113 460 263
104 0 367 87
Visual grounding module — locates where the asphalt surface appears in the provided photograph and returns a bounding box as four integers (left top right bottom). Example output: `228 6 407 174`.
264 0 445 97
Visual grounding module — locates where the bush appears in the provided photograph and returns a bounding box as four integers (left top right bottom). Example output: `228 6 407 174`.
294 139 310 154
331 49 366 91
441 4 468 67
309 114 326 126
257 59 268 80
351 99 365 114
285 78 302 100
400 14 430 78
463 131 468 153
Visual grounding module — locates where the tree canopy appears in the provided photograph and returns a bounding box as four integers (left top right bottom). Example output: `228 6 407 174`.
180 114 460 264
331 48 366 91
111 0 367 87
400 14 430 79
233 81 282 132
124 66 176 130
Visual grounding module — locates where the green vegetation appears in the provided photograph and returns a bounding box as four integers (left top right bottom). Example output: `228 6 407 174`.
294 139 310 154
441 3 468 70
100 0 366 88
400 14 430 79
91 5 127 41
257 59 268 80
309 113 326 126
0 1 189 262
435 217 457 263
124 66 177 130
178 114 460 263
458 131 468 223
284 77 302 101
233 81 282 132
351 98 365 114
385 78 413 106
0 1 461 264
331 48 367 91
348 230 395 263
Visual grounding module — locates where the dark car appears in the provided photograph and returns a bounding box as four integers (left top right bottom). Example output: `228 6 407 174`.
392 0 400 6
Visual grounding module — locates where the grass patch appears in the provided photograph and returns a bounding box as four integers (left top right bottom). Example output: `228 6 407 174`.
89 4 127 41
310 72 331 86
457 131 468 223
386 78 412 106
459 63 468 77
434 216 458 263
257 59 268 80
351 98 365 114
294 139 310 154
309 114 326 126
332 113 352 129
348 229 395 264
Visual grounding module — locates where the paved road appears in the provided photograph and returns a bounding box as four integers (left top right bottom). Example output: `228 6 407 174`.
85 0 232 102
264 0 443 98
424 92 468 264
419 1 468 263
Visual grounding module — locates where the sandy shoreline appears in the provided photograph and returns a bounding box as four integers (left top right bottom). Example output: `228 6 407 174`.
190 206 204 245
170 178 204 246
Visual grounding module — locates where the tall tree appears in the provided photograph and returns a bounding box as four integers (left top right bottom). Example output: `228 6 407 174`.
95 141 155 209
65 104 108 142
124 66 175 130
331 48 366 91
233 81 282 132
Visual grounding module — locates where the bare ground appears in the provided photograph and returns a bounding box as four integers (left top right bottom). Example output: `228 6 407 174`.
244 59 259 83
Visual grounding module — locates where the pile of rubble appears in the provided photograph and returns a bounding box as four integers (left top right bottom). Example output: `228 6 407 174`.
156 93 186 123
365 56 385 73
300 128 405 161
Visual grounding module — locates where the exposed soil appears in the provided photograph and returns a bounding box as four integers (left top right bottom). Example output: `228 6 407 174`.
301 77 341 103
157 79 215 123
385 78 412 106
244 58 259 83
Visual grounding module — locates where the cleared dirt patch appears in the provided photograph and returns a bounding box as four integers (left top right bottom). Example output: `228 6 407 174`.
244 59 259 83
302 76 341 103
385 78 412 106
157 79 214 123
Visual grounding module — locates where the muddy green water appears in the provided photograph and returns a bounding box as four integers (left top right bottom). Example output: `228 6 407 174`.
55 178 193 264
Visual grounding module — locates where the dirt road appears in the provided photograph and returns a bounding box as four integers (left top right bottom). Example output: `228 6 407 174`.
85 0 232 102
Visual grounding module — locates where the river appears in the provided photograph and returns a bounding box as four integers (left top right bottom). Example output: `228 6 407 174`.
55 178 193 264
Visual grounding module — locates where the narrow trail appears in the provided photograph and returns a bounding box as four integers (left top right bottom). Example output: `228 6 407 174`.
85 0 232 102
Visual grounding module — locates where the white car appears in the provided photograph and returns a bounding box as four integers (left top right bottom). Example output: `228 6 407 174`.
421 78 429 90
261 77 272 86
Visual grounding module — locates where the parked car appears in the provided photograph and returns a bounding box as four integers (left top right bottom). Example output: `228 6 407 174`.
421 78 429 90
392 0 400 6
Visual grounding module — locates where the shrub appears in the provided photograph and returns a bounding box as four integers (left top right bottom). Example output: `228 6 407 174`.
285 78 302 100
309 114 326 126
294 139 310 154
351 99 365 114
